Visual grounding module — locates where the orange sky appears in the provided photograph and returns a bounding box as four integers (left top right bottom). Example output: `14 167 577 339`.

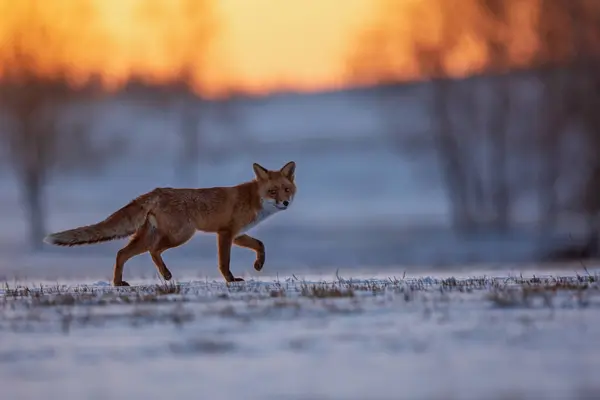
1 0 381 95
217 0 374 92
90 0 376 95
0 0 542 96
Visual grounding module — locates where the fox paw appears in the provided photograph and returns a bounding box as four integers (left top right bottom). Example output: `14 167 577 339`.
225 276 245 283
254 259 264 271
113 280 130 287
162 270 173 281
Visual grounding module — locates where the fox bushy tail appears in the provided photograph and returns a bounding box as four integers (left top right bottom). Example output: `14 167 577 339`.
44 194 155 247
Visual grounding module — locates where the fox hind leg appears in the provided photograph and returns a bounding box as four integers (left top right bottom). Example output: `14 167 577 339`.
149 251 172 281
113 226 151 286
149 231 173 281
148 227 196 282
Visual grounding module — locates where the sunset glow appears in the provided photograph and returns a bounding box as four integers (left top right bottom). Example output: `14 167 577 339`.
0 0 376 96
0 0 545 97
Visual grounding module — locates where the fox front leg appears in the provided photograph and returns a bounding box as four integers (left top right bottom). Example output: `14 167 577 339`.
233 234 266 271
217 231 245 282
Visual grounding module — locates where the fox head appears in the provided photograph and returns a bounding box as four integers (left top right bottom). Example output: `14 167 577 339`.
253 161 296 211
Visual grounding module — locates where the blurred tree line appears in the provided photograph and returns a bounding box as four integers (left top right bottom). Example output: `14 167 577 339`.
349 0 600 257
0 0 217 249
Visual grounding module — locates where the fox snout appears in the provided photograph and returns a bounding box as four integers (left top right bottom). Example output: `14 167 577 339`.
276 200 290 210
264 198 292 210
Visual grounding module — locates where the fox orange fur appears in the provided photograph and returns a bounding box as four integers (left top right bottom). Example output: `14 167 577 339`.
44 161 297 286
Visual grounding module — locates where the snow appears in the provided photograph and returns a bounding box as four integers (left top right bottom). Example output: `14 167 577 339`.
1 270 600 400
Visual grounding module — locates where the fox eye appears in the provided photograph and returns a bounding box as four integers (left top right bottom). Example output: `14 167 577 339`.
268 189 277 196
284 187 290 193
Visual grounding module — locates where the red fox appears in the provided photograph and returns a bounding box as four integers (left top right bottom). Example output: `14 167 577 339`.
44 161 296 286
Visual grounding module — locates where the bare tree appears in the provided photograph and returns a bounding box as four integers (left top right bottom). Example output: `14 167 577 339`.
414 0 517 233
349 0 495 232
476 0 513 232
135 0 218 181
413 44 476 232
0 0 108 249
570 1 600 256
518 0 600 260
347 0 600 260
532 0 577 231
348 0 586 236
533 0 600 258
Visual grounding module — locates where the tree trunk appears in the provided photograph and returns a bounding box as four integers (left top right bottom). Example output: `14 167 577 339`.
488 75 511 233
22 168 45 250
432 80 473 233
537 70 564 232
178 99 201 182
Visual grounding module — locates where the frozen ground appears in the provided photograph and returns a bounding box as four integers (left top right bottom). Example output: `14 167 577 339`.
1 268 600 400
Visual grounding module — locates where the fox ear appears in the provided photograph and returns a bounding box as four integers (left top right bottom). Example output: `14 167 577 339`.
280 161 296 181
253 163 269 180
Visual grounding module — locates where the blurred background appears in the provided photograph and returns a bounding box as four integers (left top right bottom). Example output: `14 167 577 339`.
0 0 599 281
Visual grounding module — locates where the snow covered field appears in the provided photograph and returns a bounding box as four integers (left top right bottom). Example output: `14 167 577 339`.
1 269 600 400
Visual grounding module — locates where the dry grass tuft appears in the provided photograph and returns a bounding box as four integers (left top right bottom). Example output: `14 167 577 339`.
300 283 354 298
